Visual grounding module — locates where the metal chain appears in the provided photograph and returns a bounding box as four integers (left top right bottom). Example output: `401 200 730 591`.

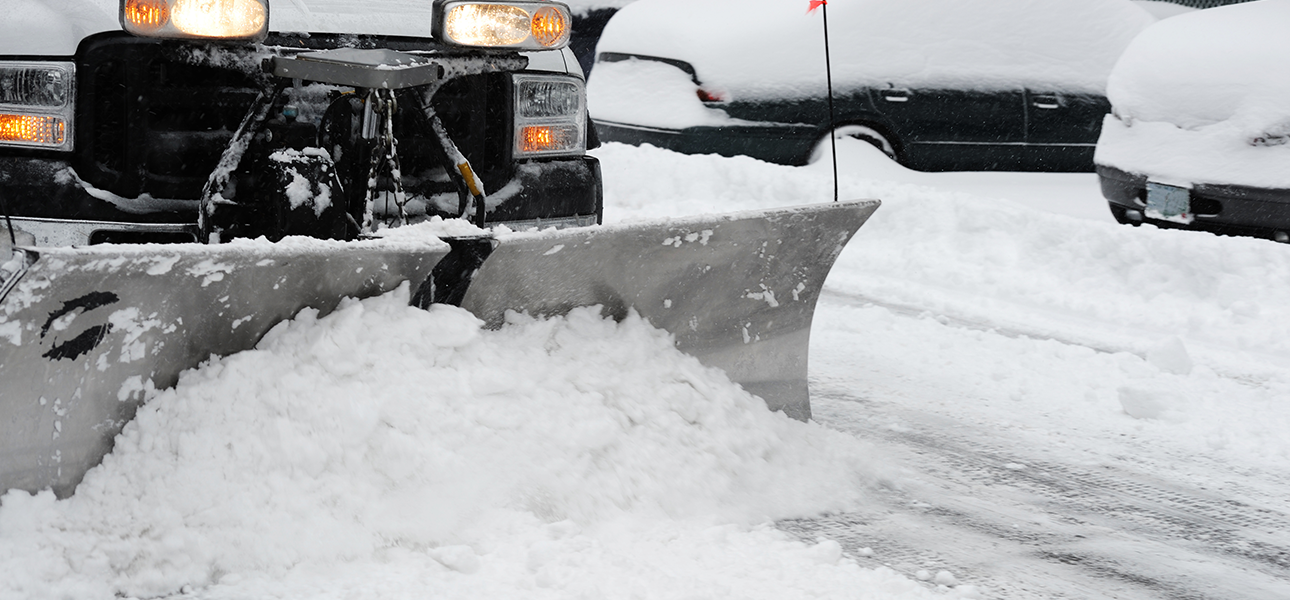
361 89 409 233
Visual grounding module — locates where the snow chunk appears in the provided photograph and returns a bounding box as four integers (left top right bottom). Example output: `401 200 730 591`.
1146 337 1193 375
1118 383 1189 421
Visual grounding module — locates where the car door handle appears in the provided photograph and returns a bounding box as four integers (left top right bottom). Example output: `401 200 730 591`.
880 89 910 103
1031 94 1060 109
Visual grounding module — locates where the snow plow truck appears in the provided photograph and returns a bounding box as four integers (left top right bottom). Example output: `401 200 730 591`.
0 0 879 497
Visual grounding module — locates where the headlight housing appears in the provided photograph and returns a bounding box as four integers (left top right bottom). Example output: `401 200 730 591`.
121 0 269 41
513 74 584 158
0 62 74 151
436 1 572 50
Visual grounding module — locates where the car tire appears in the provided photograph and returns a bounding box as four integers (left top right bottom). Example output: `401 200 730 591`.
810 125 898 163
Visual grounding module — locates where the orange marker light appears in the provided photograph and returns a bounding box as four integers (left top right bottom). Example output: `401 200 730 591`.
124 0 171 31
530 6 569 48
519 124 578 154
0 113 66 146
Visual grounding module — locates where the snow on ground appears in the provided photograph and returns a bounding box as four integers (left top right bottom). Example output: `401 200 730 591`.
5 139 1290 598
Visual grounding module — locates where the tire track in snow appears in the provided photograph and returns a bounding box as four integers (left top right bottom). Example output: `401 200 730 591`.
819 288 1290 390
777 389 1290 600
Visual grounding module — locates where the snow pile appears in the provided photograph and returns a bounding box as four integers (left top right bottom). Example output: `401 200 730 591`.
594 0 1154 102
0 286 921 599
1096 0 1290 187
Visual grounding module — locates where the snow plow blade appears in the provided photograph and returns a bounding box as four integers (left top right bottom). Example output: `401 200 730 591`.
0 200 878 497
458 200 880 420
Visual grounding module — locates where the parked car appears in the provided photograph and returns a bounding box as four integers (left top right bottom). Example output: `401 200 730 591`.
1095 0 1290 240
587 0 1156 171
566 0 635 75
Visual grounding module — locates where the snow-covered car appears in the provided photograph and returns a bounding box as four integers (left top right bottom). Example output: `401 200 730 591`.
565 0 634 74
1095 0 1290 240
0 0 601 247
587 0 1155 171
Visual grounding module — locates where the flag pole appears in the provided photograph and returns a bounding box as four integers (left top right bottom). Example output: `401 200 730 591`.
813 0 839 202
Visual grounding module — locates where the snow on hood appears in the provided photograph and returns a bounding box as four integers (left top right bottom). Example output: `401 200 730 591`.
1096 0 1290 189
0 0 118 55
594 0 1156 99
1106 0 1290 130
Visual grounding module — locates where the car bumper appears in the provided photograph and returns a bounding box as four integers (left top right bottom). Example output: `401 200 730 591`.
593 119 819 166
1098 164 1290 236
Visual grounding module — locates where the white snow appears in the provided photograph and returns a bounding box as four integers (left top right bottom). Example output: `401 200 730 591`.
7 135 1290 598
1096 0 1290 188
588 58 742 128
563 0 636 15
0 286 920 599
1130 0 1196 19
0 0 117 54
594 0 1154 103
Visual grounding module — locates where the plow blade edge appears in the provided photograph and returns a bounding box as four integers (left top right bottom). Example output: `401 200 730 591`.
463 200 880 420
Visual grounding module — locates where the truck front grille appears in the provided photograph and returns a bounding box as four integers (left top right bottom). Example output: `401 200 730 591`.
73 32 512 203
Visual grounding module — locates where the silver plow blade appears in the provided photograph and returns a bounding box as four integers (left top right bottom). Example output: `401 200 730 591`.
0 240 450 497
0 200 879 497
464 200 881 420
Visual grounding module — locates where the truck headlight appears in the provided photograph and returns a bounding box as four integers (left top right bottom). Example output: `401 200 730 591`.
121 0 268 41
0 62 74 151
437 1 571 50
514 75 584 157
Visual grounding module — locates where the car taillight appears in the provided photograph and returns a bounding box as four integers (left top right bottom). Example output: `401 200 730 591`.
120 0 269 41
0 62 74 151
697 88 727 103
514 74 585 158
436 1 572 50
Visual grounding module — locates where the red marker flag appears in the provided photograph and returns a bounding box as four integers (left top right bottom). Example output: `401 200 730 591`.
808 0 827 13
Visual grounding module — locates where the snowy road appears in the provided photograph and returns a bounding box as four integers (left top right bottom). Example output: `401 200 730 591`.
605 140 1290 599
789 392 1290 599
792 302 1290 600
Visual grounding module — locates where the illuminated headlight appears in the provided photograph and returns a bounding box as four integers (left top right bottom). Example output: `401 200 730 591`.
121 0 268 41
437 1 571 50
514 75 584 157
0 62 74 151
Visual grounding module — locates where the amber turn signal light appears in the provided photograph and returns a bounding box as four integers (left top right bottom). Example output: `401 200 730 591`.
0 113 66 146
519 124 579 154
123 0 170 31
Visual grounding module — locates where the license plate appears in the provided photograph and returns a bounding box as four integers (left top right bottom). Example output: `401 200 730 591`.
1145 182 1193 223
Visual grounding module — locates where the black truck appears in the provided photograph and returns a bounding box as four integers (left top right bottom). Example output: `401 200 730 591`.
0 0 601 247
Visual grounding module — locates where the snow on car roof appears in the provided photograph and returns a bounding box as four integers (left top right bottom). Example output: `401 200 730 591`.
1097 0 1290 190
594 0 1156 99
1107 0 1290 129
